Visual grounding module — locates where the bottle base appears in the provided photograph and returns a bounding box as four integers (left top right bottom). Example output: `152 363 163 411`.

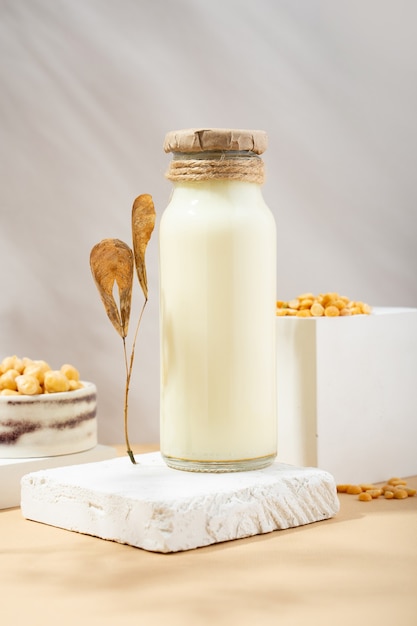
161 452 277 473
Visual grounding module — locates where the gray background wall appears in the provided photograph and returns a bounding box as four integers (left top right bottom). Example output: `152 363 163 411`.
1 0 416 446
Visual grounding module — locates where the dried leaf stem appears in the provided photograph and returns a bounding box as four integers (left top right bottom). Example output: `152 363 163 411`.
123 298 148 464
90 194 155 464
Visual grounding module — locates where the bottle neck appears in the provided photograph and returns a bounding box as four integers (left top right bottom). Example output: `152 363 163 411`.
165 150 265 185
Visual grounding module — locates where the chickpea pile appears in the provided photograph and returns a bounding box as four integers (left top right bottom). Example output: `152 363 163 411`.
337 478 416 502
0 355 84 396
276 292 372 317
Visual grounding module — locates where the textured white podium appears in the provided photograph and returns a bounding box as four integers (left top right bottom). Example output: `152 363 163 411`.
21 452 339 553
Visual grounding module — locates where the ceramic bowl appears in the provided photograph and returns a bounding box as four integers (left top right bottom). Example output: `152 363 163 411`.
0 382 97 458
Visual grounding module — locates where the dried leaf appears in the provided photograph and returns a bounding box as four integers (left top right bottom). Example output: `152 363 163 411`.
90 238 134 338
132 194 156 300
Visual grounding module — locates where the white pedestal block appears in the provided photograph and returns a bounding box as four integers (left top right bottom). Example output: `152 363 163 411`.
21 452 339 553
276 307 417 484
0 444 117 509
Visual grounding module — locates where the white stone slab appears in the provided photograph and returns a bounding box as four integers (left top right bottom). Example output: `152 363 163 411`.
21 452 339 553
276 307 417 483
0 444 117 509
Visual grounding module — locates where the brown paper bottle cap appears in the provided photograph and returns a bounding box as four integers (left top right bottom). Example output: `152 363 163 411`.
164 128 267 155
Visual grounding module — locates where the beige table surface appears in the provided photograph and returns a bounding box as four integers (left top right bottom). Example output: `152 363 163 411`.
1 445 416 626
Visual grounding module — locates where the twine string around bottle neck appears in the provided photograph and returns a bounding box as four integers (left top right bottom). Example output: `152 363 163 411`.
165 155 265 184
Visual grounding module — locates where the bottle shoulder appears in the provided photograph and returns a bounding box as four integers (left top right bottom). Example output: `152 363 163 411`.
163 181 271 213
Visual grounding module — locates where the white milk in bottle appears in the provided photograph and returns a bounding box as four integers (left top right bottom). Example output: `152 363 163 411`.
160 128 276 471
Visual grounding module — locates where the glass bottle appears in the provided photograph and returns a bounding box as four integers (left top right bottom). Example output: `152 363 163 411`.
159 128 276 472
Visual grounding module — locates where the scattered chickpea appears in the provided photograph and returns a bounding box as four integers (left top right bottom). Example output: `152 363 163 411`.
346 485 362 495
60 364 80 381
15 374 42 395
393 489 408 499
23 360 51 385
324 305 340 317
388 478 407 486
381 485 392 493
358 492 373 502
366 489 383 498
333 299 346 310
68 379 84 391
1 355 24 374
44 371 71 393
337 477 415 503
0 369 20 391
310 302 324 317
336 485 349 493
288 299 300 310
